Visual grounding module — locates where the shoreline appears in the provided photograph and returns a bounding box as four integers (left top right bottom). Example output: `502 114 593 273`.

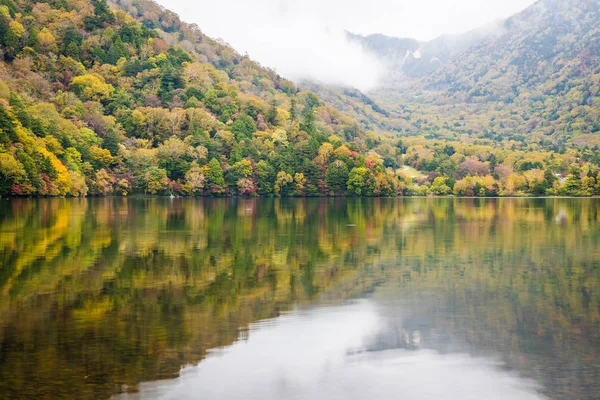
2 195 599 200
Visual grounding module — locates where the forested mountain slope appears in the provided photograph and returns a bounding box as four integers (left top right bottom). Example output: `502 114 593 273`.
0 0 405 197
347 21 502 80
369 0 600 147
0 0 599 198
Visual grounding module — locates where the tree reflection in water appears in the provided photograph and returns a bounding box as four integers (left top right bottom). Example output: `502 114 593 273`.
0 198 598 399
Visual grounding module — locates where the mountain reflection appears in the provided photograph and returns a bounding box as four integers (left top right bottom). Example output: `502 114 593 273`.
0 198 598 399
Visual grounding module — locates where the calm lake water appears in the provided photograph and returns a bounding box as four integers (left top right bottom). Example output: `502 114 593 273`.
0 197 599 400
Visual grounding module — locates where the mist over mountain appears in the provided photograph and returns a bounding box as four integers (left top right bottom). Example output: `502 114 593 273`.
0 0 598 200
346 20 505 81
337 0 600 146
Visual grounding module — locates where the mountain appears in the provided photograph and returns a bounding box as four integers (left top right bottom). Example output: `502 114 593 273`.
0 0 598 198
347 21 503 81
366 0 600 147
421 0 600 101
0 0 407 197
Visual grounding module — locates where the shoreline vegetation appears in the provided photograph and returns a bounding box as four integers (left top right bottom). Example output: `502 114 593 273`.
1 0 599 200
2 194 600 199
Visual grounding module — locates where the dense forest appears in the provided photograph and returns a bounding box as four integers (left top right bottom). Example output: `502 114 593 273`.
0 0 599 197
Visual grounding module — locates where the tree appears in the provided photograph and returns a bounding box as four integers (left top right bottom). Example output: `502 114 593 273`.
157 137 190 180
274 171 293 196
255 160 274 195
289 97 297 120
206 158 225 195
325 160 349 195
580 175 596 196
237 178 256 196
89 146 114 169
431 177 451 195
94 168 114 195
158 66 185 102
267 100 278 126
69 171 89 197
562 166 582 196
544 169 557 190
0 152 24 194
4 21 25 59
84 0 116 30
102 129 120 156
0 6 10 43
347 167 368 196
226 159 253 192
143 167 169 194
71 74 114 102
36 28 58 53
301 93 319 133
230 114 256 141
184 161 205 195
294 173 307 196
458 159 489 178
452 176 473 196
106 39 128 65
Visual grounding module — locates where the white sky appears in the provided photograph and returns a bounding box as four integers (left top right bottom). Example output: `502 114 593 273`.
156 0 538 90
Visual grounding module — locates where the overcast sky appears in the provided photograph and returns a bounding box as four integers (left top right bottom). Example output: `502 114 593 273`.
156 0 537 90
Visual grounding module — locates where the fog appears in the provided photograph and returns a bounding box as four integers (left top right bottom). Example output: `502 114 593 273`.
156 0 537 91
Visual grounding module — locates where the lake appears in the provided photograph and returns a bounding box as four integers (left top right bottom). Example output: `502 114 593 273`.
0 197 598 400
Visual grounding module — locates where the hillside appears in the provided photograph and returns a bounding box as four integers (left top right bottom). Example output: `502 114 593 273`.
347 21 502 81
0 0 599 198
368 0 600 147
0 0 406 197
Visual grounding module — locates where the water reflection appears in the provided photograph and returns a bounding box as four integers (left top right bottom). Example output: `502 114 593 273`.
124 301 545 400
0 198 598 399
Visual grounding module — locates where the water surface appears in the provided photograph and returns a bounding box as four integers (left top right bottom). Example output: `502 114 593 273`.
0 198 598 399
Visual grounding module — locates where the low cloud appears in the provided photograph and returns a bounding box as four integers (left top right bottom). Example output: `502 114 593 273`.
157 0 535 91
157 0 385 91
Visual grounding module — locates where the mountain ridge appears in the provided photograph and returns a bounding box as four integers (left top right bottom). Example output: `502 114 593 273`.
356 0 600 147
0 0 598 198
347 18 505 81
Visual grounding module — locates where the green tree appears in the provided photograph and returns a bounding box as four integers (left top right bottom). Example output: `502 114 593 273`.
65 42 81 60
325 160 349 195
106 39 128 64
561 166 582 196
4 21 25 59
230 114 256 141
206 158 225 195
255 160 274 195
226 159 253 193
157 137 190 180
301 93 319 133
347 167 368 196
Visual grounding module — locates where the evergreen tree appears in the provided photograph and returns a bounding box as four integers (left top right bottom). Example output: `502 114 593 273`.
325 161 349 195
206 158 225 196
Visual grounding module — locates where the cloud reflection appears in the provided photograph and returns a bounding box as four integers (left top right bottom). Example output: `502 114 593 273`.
125 300 545 400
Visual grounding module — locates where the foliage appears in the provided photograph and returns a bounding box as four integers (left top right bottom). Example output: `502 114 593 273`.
0 0 597 198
